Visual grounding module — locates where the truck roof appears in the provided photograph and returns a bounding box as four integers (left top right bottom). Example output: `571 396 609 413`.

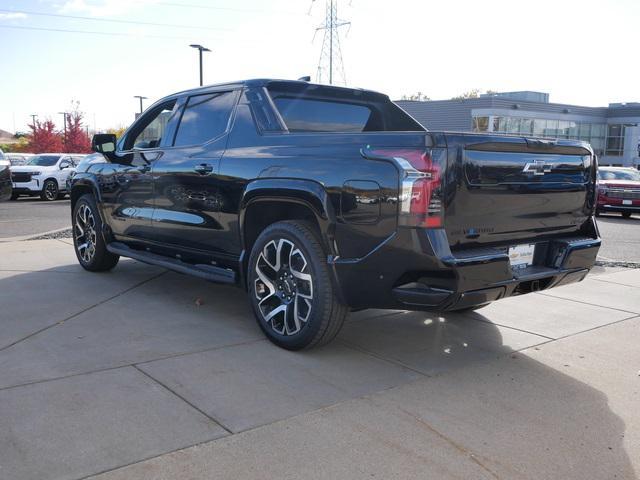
167 79 389 102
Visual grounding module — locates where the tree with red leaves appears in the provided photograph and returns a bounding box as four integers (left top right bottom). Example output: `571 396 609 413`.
64 109 91 153
28 119 64 153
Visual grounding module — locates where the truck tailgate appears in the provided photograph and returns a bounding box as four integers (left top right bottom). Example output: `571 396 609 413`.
444 134 596 248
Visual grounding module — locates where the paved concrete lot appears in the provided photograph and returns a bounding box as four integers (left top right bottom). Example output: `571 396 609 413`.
0 197 71 238
0 239 638 480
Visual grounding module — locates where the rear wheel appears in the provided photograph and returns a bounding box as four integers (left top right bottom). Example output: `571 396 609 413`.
72 194 119 271
247 220 348 350
10 193 19 201
622 212 632 218
41 179 59 201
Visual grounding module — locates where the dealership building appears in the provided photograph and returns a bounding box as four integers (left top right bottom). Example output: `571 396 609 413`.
395 91 640 168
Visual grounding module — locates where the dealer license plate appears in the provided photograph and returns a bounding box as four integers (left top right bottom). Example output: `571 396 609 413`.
508 244 535 269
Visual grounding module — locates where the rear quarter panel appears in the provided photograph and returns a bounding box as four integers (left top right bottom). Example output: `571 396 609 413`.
217 93 426 260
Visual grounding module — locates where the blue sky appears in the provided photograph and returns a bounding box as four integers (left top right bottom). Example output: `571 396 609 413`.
0 0 638 133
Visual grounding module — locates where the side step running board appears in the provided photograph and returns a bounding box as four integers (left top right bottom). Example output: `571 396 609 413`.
107 241 236 284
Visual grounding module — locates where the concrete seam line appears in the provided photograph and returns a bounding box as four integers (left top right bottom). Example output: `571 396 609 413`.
395 406 501 479
590 277 640 289
132 364 234 434
542 313 640 344
335 338 430 377
76 436 223 480
537 292 640 315
462 316 555 340
0 271 167 354
0 338 265 393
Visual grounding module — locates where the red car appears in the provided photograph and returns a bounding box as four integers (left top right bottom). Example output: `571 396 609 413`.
597 167 640 218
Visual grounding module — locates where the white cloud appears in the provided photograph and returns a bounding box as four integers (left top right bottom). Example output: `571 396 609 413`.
0 13 27 20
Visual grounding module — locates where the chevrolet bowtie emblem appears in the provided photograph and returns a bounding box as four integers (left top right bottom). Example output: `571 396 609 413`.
522 160 552 176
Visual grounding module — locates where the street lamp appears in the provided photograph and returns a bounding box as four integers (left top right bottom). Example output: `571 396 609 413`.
133 95 148 114
189 44 211 87
58 112 68 146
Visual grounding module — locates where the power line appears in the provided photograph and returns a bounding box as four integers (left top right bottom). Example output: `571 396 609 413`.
0 24 208 40
138 1 302 15
0 8 230 31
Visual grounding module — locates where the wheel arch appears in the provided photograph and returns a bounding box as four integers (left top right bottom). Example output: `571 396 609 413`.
239 178 338 289
70 177 102 212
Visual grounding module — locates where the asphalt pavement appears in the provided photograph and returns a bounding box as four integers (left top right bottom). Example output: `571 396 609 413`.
0 197 71 239
596 213 640 263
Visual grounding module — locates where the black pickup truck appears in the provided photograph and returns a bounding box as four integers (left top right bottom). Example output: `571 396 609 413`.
71 79 601 349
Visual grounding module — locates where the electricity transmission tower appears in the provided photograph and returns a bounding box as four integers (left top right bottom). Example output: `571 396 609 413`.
314 0 350 85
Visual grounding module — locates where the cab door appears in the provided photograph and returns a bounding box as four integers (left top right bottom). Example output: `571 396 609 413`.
99 99 182 241
151 89 239 256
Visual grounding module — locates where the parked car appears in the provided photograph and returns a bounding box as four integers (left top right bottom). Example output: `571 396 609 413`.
10 153 84 201
0 149 11 201
66 154 106 191
596 166 640 218
5 152 33 166
70 79 601 349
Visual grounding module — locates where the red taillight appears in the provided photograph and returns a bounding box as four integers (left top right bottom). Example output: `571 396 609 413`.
367 147 444 228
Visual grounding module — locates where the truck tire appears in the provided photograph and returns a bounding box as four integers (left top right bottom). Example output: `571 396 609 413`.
41 179 60 201
72 194 119 271
248 220 348 350
622 212 632 218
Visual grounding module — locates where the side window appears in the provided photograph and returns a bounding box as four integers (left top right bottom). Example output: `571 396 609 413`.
173 91 236 147
129 100 177 150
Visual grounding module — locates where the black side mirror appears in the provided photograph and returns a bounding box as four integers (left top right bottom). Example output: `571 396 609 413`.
92 133 117 154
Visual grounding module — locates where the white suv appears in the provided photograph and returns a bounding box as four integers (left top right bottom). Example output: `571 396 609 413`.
10 153 85 201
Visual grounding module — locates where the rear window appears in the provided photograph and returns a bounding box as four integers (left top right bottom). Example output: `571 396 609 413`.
273 97 372 133
598 169 640 181
267 83 423 133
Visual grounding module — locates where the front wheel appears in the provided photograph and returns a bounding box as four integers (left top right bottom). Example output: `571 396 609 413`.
41 179 60 201
72 194 119 271
247 220 348 350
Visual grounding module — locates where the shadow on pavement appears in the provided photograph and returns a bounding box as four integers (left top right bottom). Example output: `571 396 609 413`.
0 262 635 479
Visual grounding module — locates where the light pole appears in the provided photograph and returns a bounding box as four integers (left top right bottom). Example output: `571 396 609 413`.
189 44 211 86
133 95 147 114
30 114 38 125
58 112 68 148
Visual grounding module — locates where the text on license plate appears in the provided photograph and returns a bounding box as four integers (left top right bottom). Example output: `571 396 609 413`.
509 244 535 269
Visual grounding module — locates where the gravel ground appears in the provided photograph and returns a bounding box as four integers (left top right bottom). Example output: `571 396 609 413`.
27 228 73 241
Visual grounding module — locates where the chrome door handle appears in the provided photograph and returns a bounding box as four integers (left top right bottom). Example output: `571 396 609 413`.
194 163 214 175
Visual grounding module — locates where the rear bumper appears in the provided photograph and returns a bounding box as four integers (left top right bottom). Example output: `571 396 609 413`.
598 204 640 213
330 222 600 311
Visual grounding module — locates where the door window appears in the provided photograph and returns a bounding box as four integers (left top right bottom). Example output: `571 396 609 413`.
173 91 237 146
128 100 177 150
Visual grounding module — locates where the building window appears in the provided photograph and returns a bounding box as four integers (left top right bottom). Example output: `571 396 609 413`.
486 115 606 156
472 116 489 132
605 124 626 156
